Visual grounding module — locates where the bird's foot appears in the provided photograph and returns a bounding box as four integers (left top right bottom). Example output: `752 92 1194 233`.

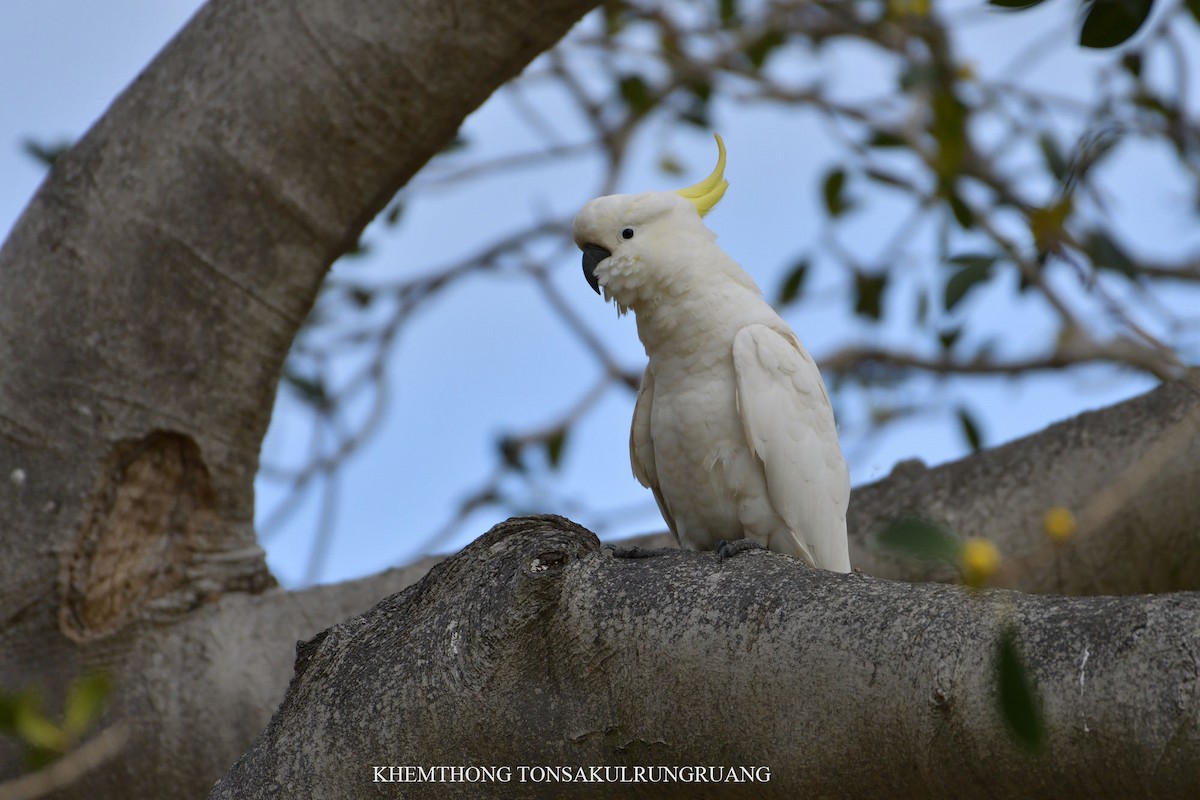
717 538 765 560
602 544 676 559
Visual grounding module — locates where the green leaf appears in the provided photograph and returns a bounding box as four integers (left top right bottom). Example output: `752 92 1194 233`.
997 625 1045 750
1080 0 1154 49
944 255 995 311
938 327 962 350
1038 134 1068 181
384 200 405 227
498 436 525 473
957 406 984 452
1082 229 1138 278
876 516 961 562
21 137 72 168
1187 0 1200 25
988 0 1049 8
777 258 810 305
719 0 738 25
1120 51 1143 78
63 671 113 738
866 129 906 149
545 428 568 470
822 167 852 218
281 368 329 408
743 29 786 69
944 185 975 229
618 74 654 115
853 272 887 320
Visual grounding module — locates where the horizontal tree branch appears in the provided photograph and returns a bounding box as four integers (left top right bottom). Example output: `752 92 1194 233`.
212 515 1200 799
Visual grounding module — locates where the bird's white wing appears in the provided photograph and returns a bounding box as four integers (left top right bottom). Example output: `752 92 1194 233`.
733 324 850 571
630 366 678 542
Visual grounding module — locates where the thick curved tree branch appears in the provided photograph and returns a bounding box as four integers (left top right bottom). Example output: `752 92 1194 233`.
212 515 1200 799
0 0 598 795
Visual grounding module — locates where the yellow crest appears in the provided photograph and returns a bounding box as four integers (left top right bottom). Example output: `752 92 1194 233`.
676 133 728 217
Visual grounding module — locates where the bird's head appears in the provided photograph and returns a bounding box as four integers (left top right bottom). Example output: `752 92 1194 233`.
572 134 729 315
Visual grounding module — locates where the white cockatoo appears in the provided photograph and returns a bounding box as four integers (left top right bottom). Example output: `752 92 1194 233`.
572 134 851 572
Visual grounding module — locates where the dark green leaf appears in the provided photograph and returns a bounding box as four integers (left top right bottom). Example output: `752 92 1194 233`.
866 129 906 148
988 0 1049 7
948 253 998 270
944 256 995 311
281 369 328 408
545 428 568 470
618 75 654 115
853 272 887 320
822 167 852 218
1038 134 1068 181
957 406 984 452
743 29 786 69
997 625 1045 750
876 516 961 562
777 258 810 305
719 0 738 25
21 138 72 168
1187 0 1200 25
944 185 975 229
1082 229 1138 277
384 200 405 227
1080 0 1154 49
1120 51 1143 78
603 2 626 36
938 327 962 350
498 436 525 473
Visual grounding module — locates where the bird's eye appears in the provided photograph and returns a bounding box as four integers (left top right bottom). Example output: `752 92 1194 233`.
621 228 635 240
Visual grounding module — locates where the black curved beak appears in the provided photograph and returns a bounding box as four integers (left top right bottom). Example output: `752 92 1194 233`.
581 245 610 295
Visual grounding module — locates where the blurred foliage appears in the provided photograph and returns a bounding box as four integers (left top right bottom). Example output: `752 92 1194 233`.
247 0 1200 578
0 671 113 771
876 518 1044 750
997 623 1045 750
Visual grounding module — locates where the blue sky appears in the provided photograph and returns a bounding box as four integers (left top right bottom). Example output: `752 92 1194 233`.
3 2 1194 586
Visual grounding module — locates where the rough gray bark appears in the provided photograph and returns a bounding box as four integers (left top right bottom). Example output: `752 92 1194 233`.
212 515 1200 800
0 0 598 796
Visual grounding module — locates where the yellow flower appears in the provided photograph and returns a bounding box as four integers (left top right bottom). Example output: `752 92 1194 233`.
960 537 1001 588
1043 506 1076 543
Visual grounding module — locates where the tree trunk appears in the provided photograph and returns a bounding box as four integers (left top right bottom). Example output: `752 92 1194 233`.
0 0 598 796
211 514 1200 800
